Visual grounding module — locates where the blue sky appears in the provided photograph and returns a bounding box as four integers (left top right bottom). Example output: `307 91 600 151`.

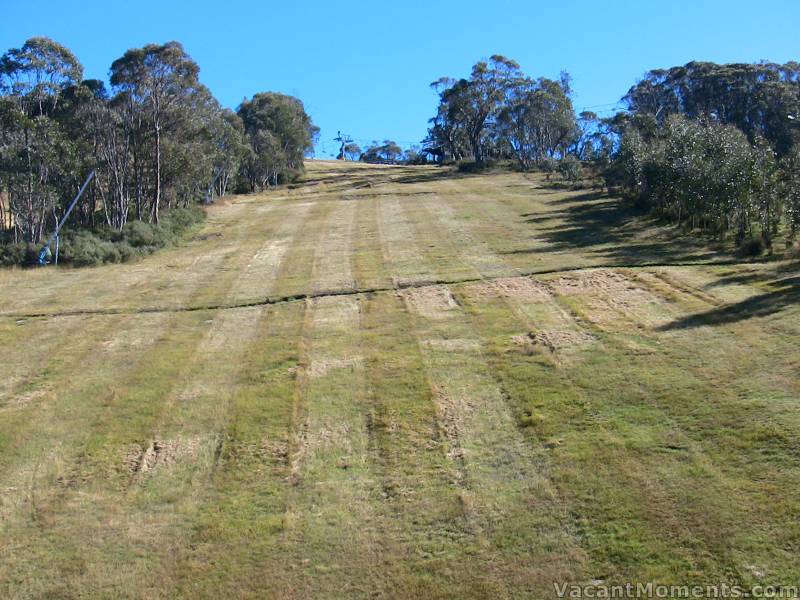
1 0 796 157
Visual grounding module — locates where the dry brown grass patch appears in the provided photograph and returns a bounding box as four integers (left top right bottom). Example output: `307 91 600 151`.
307 356 363 377
494 276 552 301
512 329 595 353
124 436 203 476
309 296 360 328
422 338 481 352
549 269 668 327
405 285 459 319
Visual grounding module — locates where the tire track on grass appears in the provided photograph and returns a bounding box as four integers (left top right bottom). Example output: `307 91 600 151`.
0 208 272 523
362 191 501 596
402 284 586 594
0 202 310 596
281 201 385 596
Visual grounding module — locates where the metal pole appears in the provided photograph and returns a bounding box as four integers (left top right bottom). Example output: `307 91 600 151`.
48 169 96 245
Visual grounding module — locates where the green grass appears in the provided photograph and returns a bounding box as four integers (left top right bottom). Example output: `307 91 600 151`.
0 160 798 598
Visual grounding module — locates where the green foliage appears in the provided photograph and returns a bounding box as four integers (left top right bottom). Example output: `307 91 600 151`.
426 58 579 167
0 206 203 266
59 231 134 266
623 61 800 156
738 236 766 257
60 206 203 266
498 75 579 168
608 59 800 250
0 241 34 266
0 37 310 265
237 92 318 190
780 147 800 238
557 155 582 184
342 142 361 161
360 140 403 164
456 158 498 173
610 114 789 246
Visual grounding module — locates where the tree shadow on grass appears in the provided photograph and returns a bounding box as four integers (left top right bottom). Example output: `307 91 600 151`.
702 261 800 289
292 165 461 193
393 168 475 186
513 193 722 264
657 274 800 330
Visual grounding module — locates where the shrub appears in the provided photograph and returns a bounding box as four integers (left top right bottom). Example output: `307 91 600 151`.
0 242 34 266
457 159 497 173
538 157 559 181
738 237 766 257
123 220 157 248
557 155 582 184
59 231 122 266
0 205 206 267
160 206 204 233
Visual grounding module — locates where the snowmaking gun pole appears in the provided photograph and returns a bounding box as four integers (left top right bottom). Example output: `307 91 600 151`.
39 169 96 266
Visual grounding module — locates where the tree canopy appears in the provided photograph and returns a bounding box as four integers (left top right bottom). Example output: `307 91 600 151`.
425 57 578 167
607 60 800 251
0 37 316 264
237 92 318 189
622 61 800 156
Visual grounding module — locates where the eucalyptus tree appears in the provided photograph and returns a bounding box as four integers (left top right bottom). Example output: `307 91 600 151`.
623 61 800 156
426 77 468 162
0 36 83 116
781 147 800 240
110 41 201 223
0 36 324 264
497 75 578 168
360 140 402 164
611 114 780 242
343 142 361 161
237 92 317 189
208 109 249 197
0 37 83 242
431 56 524 164
428 58 581 167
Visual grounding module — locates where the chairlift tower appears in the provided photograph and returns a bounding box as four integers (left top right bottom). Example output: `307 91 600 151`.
333 131 354 160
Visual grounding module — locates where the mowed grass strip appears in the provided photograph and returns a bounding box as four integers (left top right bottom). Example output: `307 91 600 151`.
269 198 333 298
173 301 304 599
456 265 800 585
277 295 385 599
0 193 309 597
404 282 587 595
376 194 443 286
0 310 201 598
0 198 256 314
417 188 521 278
353 194 393 291
361 291 487 598
46 193 317 596
395 193 479 283
277 191 384 597
311 197 357 294
355 200 491 598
